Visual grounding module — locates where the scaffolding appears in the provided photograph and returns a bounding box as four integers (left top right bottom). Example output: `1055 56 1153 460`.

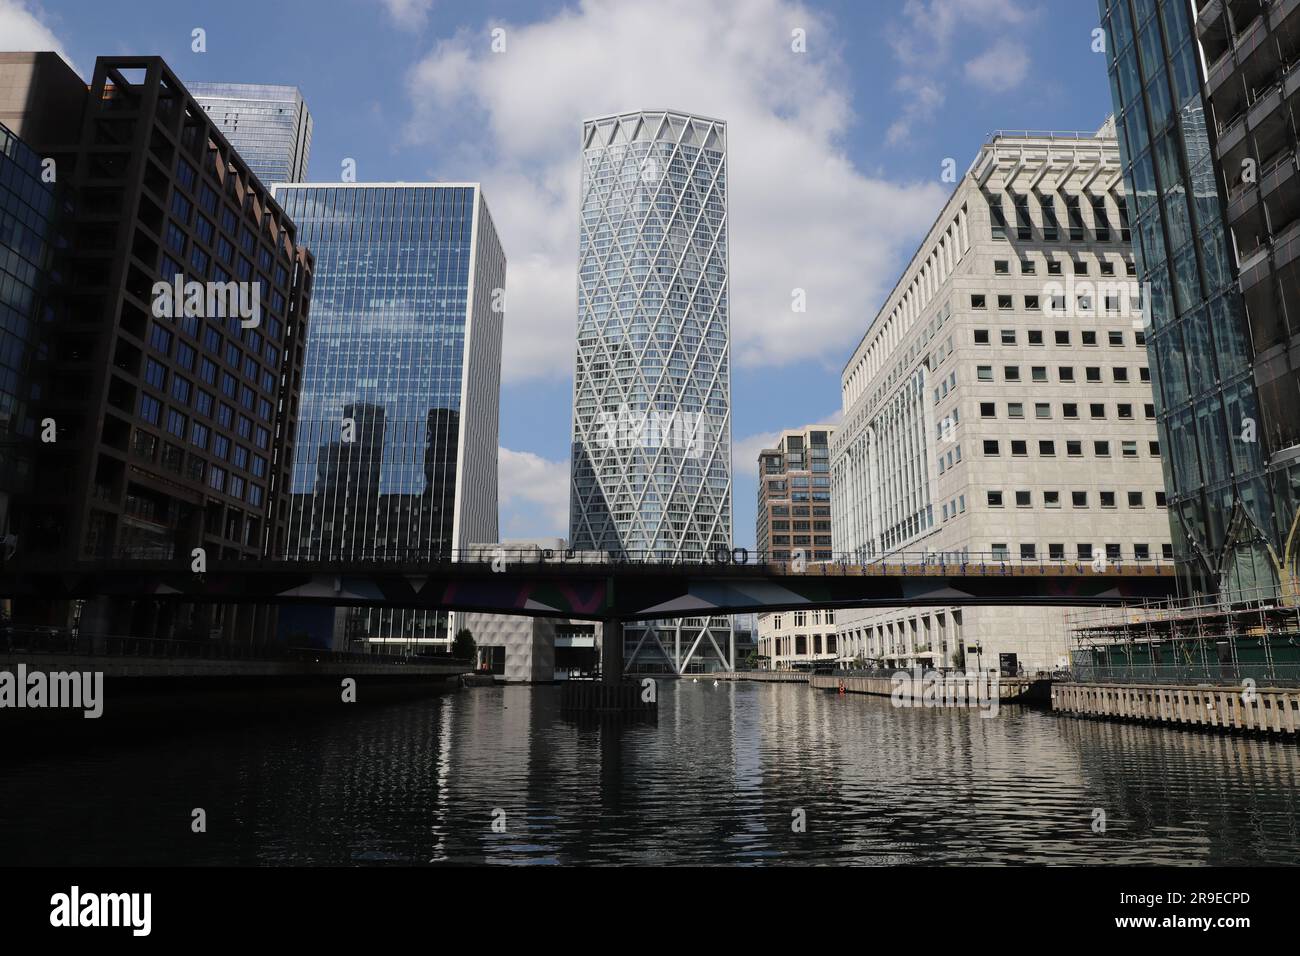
1066 585 1300 686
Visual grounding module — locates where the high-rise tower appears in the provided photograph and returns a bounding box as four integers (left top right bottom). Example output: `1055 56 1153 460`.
569 109 733 673
275 183 505 649
190 83 312 186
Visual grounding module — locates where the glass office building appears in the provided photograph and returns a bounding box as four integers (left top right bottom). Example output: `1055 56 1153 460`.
274 183 505 647
1097 0 1294 598
569 110 733 672
0 121 61 550
191 83 312 186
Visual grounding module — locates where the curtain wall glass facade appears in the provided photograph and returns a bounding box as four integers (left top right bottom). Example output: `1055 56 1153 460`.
1099 0 1283 597
569 110 733 672
275 183 504 645
191 83 313 186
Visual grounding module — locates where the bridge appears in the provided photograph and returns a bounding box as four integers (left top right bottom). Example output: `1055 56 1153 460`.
1 549 1177 694
0 549 1177 621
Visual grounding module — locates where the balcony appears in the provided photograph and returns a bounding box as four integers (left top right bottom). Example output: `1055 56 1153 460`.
1199 0 1231 64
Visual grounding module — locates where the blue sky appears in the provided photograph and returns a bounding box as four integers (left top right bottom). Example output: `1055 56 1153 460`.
7 0 1116 549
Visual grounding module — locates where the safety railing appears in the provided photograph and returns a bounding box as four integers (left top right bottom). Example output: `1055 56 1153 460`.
0 627 471 666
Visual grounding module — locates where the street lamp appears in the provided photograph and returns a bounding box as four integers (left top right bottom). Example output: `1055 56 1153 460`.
970 642 983 675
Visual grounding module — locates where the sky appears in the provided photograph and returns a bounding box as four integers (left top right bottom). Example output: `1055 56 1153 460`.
3 0 1118 549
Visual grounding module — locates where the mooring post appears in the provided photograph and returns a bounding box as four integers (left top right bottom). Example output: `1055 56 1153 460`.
603 616 624 685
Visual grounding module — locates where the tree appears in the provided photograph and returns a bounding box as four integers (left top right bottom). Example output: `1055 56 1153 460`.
452 627 476 662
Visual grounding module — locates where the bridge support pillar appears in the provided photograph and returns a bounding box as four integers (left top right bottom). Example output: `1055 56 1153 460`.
559 615 654 720
602 616 623 685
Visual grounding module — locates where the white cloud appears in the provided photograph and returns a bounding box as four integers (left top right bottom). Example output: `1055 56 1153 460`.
378 0 433 28
404 0 947 385
498 446 569 538
0 0 75 70
963 38 1030 91
887 0 1038 144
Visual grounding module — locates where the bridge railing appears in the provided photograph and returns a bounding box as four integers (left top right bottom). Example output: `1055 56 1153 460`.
7 548 1176 575
0 627 473 667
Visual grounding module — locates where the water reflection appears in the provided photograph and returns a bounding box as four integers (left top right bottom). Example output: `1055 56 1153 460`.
2 682 1297 865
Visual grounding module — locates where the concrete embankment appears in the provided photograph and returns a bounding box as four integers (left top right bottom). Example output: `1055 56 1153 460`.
0 652 470 752
1052 681 1300 735
810 674 1049 705
711 671 809 683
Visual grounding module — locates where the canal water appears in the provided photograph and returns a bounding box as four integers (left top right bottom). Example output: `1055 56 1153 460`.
3 681 1298 865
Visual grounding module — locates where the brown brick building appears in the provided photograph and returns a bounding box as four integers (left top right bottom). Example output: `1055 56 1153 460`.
0 54 313 640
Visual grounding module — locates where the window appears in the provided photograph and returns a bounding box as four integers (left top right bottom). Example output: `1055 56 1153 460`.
1047 259 1062 275
972 294 987 309
1150 440 1161 456
1090 403 1106 419
1067 440 1083 456
144 358 166 391
1004 366 1020 381
149 324 172 356
1025 295 1041 312
1044 491 1061 508
1122 441 1138 457
1117 403 1133 418
1011 440 1027 456
1092 196 1111 241
1072 491 1088 508
1067 195 1085 241
1074 260 1088 277
1108 330 1124 346
983 440 1000 456
998 294 1013 310
1163 544 1175 560
139 394 161 425
974 329 990 345
1028 330 1043 345
980 402 996 418
1095 440 1111 456
1055 330 1070 345
987 491 1004 507
1059 366 1075 382
1135 543 1151 561
1020 543 1037 560
1021 259 1035 274
1063 403 1079 419
1114 367 1130 382
1008 403 1024 418
992 543 1010 561
1077 543 1093 560
1000 329 1016 344
1106 543 1122 562
1035 403 1051 419
994 259 1010 274
1156 491 1168 507
1049 543 1066 561
1128 491 1144 507
977 366 993 381
1015 490 1032 508
1085 367 1102 382
1082 330 1097 346
1100 491 1116 508
1039 440 1056 456
1042 196 1059 240
989 195 1008 240
1032 366 1048 382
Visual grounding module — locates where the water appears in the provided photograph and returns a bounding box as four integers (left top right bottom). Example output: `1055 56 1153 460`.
3 681 1298 865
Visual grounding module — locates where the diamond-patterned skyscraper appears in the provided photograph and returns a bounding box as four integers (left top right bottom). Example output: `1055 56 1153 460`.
570 110 733 673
